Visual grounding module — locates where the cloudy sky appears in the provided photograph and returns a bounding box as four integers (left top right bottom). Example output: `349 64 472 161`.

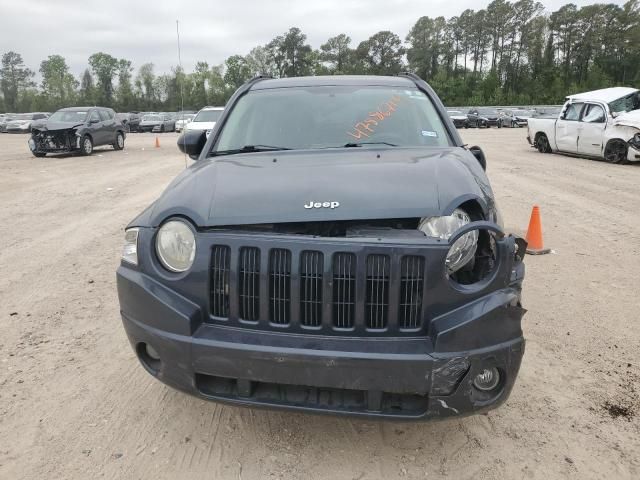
0 0 628 79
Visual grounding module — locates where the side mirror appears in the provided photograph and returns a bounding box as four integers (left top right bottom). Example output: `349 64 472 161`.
469 145 487 171
177 130 207 159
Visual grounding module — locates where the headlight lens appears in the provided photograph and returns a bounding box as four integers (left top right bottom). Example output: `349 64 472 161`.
418 208 478 274
122 228 139 265
156 220 196 272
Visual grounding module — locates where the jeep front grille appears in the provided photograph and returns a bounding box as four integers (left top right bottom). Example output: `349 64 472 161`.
210 244 427 335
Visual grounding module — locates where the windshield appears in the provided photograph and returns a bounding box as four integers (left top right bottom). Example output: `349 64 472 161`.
214 86 451 153
194 110 223 122
609 92 640 114
49 110 88 122
143 115 162 121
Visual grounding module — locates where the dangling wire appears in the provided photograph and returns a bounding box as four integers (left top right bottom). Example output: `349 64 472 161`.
176 19 187 168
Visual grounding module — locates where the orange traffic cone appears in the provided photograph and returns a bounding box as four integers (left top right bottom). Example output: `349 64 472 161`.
525 205 551 255
155 136 160 148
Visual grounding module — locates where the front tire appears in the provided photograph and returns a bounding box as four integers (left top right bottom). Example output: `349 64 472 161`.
604 140 628 164
536 134 551 153
113 132 125 150
80 135 93 156
160 125 165 133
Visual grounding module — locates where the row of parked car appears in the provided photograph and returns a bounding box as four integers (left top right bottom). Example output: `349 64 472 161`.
446 107 562 129
18 105 225 157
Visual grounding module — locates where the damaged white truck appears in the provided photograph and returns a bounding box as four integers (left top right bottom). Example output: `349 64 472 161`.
527 87 640 164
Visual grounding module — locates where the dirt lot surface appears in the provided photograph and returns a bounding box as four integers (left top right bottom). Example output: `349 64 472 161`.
0 129 639 480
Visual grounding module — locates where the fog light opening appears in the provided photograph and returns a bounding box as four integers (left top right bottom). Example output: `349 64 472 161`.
473 367 500 392
136 342 162 375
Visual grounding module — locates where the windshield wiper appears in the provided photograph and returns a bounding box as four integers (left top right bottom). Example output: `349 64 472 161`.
211 145 291 157
343 141 398 148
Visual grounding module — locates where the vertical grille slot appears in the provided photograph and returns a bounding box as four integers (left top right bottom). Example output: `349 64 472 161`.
239 247 260 321
210 245 230 318
399 256 424 329
366 254 390 329
332 253 356 328
269 249 291 324
300 251 323 327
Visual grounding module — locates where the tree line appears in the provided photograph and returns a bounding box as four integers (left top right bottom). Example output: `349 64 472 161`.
1 0 639 114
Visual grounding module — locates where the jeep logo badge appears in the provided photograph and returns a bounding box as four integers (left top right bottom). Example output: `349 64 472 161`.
304 201 340 209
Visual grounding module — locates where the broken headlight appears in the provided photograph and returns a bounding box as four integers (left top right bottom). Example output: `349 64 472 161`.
418 208 478 274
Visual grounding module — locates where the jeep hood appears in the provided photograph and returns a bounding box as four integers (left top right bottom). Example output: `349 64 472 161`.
613 110 640 129
145 147 494 227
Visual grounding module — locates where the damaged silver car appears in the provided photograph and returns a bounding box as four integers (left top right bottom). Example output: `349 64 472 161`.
28 107 126 157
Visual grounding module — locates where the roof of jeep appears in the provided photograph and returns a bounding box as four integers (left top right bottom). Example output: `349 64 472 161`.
250 75 416 90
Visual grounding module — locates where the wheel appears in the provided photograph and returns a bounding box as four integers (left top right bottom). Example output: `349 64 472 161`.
80 135 93 156
536 134 551 153
464 122 469 129
160 125 165 133
113 131 125 150
512 121 517 128
603 140 628 164
497 121 502 129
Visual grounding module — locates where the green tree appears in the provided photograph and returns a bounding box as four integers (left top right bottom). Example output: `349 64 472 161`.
320 34 352 74
0 51 35 112
116 59 134 111
356 31 405 75
79 69 95 106
39 55 78 110
224 55 252 89
88 52 119 106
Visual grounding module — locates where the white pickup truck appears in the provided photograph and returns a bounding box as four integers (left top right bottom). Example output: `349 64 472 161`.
527 87 640 164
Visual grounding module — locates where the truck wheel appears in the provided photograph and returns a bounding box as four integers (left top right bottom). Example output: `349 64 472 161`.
536 134 551 153
80 135 93 156
604 140 628 164
113 132 125 150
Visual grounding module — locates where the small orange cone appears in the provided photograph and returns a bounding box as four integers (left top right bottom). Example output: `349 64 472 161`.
155 136 160 148
525 205 551 255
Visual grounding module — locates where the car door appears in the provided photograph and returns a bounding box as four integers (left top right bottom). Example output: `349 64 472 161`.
555 102 584 153
577 103 607 157
98 109 116 145
88 109 105 145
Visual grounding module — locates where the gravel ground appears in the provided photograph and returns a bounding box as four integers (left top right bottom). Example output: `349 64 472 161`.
0 129 638 480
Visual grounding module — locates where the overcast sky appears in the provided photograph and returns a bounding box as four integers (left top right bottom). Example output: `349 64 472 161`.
0 0 628 79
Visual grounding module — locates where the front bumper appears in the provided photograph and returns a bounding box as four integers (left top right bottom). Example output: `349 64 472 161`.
117 227 526 420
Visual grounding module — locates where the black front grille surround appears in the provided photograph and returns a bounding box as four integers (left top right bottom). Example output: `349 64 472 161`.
209 241 431 335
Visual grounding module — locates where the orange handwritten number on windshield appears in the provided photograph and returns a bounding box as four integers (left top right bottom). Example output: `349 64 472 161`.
347 95 403 140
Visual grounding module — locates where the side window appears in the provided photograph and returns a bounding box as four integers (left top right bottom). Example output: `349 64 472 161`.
89 110 100 123
98 110 110 121
582 104 605 123
562 103 583 121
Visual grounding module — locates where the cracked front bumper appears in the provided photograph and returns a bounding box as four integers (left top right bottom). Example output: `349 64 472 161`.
117 262 526 420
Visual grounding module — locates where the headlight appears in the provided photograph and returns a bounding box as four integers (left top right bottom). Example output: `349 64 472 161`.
418 208 478 274
156 219 196 272
122 228 139 265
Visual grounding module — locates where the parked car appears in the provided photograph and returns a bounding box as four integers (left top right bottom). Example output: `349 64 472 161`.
139 113 175 132
468 108 499 128
447 110 468 128
184 106 224 138
0 114 15 132
527 87 640 163
5 112 49 133
116 112 141 133
118 74 527 420
28 106 126 157
498 109 532 128
175 113 195 132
